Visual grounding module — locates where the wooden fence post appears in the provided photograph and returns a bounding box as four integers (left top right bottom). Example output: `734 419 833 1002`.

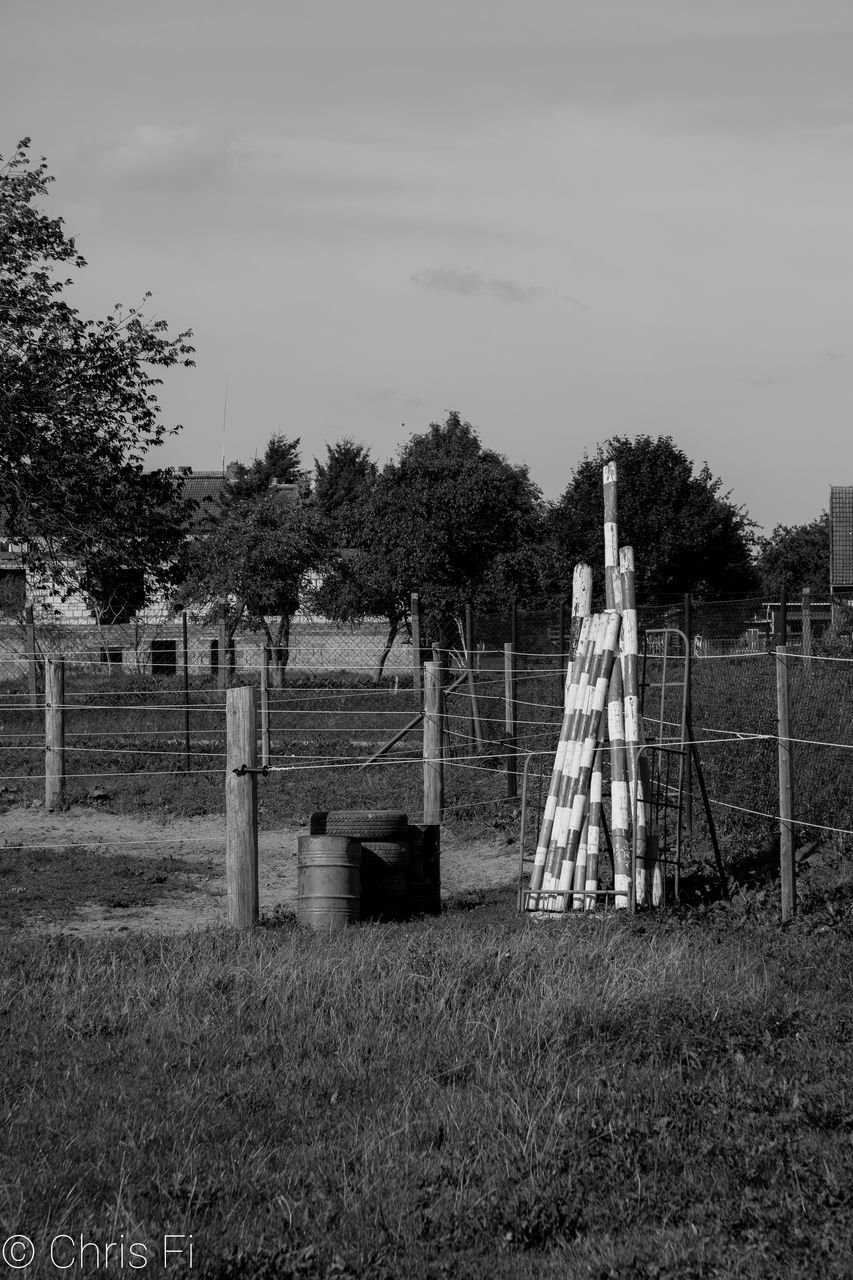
45 657 65 811
423 660 444 827
226 685 259 929
411 592 422 700
504 641 517 799
801 587 812 671
218 601 228 692
182 611 191 773
776 646 795 922
25 601 38 709
260 645 271 768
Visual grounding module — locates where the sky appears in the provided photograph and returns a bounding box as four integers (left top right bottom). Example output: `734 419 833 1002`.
4 0 853 535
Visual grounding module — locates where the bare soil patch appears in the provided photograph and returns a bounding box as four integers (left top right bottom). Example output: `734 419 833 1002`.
0 804 520 936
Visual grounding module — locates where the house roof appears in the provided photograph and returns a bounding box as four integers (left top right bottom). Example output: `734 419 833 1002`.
177 470 301 526
178 471 230 525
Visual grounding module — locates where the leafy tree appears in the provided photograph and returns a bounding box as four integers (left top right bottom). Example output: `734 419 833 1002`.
370 411 543 645
226 434 309 501
755 513 830 597
311 439 408 684
176 489 325 685
547 435 759 604
0 139 195 608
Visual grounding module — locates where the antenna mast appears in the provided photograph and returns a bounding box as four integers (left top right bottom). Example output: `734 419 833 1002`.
221 378 229 473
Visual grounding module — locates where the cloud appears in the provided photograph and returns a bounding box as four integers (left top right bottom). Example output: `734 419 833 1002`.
96 125 238 190
410 267 543 304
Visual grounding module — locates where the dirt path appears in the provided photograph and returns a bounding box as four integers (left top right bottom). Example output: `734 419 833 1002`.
1 805 520 937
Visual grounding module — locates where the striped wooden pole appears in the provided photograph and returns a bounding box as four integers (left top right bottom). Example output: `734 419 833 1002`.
607 658 631 909
528 616 594 899
541 614 606 895
572 811 590 911
603 462 623 612
551 611 622 908
584 747 604 910
571 563 593 655
619 546 651 906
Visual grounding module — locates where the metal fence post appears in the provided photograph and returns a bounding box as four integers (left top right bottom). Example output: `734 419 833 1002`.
410 591 422 700
25 601 38 709
260 645 271 768
776 645 795 921
218 600 228 691
683 592 693 838
182 611 191 772
504 640 517 798
801 587 812 670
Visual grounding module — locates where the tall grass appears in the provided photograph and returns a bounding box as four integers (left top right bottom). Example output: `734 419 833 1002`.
3 904 853 1277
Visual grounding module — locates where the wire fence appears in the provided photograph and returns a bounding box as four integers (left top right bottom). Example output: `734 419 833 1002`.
1 605 852 864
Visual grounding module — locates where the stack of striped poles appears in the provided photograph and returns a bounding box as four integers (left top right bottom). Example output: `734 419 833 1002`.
527 462 654 913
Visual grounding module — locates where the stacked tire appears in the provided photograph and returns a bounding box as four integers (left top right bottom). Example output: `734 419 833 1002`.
312 810 411 922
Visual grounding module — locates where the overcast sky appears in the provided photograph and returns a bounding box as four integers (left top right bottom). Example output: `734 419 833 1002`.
4 0 853 533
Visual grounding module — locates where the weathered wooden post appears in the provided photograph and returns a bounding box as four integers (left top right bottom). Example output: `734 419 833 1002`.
410 591 422 700
779 583 788 648
25 602 38 709
504 641 517 799
776 646 795 921
45 657 65 811
226 685 259 929
260 645 271 769
182 611 191 773
217 601 228 692
423 660 444 828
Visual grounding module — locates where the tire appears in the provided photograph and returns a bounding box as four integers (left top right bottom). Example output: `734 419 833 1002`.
325 809 408 841
309 811 328 835
361 841 410 922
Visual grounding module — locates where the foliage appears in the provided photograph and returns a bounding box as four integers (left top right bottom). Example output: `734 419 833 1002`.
226 433 309 500
0 139 195 606
755 512 830 596
176 486 325 683
310 440 404 682
370 411 544 643
547 435 759 605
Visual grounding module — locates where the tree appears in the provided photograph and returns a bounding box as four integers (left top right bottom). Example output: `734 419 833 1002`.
547 435 759 604
311 439 405 683
0 139 196 607
755 513 830 597
369 412 543 645
176 489 324 685
226 434 309 501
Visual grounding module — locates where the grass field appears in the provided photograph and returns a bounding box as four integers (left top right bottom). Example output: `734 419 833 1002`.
3 889 853 1279
3 661 853 1277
